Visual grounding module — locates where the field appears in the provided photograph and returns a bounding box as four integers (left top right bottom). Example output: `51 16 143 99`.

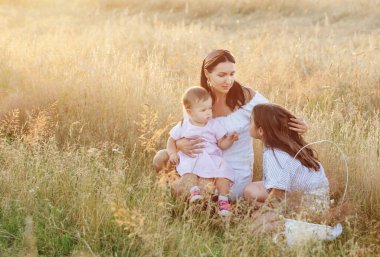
0 0 379 256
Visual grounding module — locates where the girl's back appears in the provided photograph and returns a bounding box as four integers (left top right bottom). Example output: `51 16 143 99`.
263 147 330 212
263 147 329 193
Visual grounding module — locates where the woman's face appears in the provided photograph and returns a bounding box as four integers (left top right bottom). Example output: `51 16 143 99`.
206 61 236 94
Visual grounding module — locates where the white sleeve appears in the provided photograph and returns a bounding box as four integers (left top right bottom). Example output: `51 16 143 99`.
169 122 183 140
240 91 270 114
217 91 269 134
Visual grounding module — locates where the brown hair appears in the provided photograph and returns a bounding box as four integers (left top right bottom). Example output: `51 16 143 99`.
253 103 320 171
200 49 246 110
182 86 211 109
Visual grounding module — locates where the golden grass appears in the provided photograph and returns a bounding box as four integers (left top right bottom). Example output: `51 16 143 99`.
0 0 379 255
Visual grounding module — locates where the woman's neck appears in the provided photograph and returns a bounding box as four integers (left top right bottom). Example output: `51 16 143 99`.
211 88 227 103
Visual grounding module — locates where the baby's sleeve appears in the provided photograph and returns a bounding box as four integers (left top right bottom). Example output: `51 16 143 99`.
263 150 292 191
169 122 183 140
211 119 228 140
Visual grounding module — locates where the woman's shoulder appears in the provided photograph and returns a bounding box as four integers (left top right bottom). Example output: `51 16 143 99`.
242 86 256 104
240 86 269 107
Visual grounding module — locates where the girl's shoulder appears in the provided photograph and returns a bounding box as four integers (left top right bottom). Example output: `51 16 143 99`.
264 147 301 169
264 147 289 157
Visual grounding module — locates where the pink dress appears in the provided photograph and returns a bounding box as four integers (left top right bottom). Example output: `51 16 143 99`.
169 118 234 182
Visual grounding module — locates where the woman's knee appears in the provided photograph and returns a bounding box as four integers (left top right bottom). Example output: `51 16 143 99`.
171 179 183 196
152 149 169 172
244 182 268 202
243 184 254 200
198 178 215 194
229 181 248 201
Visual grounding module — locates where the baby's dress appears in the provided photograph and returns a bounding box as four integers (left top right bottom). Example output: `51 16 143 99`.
169 119 234 182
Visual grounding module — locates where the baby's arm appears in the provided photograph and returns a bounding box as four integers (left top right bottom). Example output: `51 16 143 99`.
217 132 238 150
167 137 179 165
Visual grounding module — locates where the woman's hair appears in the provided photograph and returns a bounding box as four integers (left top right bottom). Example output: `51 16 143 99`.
200 49 246 110
182 86 211 109
253 103 320 171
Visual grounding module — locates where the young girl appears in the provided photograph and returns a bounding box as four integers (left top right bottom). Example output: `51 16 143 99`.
244 103 329 213
167 86 238 216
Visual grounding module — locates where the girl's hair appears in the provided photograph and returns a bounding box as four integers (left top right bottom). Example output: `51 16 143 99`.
182 86 211 109
200 49 246 110
253 103 320 171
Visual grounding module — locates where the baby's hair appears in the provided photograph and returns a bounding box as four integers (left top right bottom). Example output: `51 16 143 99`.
182 86 211 109
252 103 320 171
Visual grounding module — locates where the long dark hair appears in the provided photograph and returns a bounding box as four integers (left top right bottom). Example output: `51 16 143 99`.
253 104 320 171
200 49 246 110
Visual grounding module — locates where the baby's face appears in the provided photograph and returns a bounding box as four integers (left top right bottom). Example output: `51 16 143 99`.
189 97 213 124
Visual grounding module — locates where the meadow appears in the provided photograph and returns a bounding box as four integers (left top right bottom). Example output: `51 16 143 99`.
0 0 379 256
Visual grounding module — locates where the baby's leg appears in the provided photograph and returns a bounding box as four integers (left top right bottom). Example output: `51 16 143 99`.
243 181 269 206
215 178 231 196
152 149 169 172
215 178 232 216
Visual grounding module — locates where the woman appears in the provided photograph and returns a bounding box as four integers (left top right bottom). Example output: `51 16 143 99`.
153 49 307 200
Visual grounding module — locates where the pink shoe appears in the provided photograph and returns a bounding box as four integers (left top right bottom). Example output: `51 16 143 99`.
189 188 203 203
218 200 231 216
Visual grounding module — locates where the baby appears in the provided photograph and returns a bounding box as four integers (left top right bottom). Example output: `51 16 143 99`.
167 86 238 216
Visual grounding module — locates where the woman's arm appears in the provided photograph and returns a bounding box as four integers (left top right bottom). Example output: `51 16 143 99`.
288 118 308 135
175 137 205 158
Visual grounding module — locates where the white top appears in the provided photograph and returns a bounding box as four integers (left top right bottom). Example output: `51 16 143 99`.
263 147 329 192
215 91 269 169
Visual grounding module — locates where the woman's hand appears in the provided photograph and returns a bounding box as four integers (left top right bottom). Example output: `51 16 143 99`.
288 118 308 135
175 137 205 158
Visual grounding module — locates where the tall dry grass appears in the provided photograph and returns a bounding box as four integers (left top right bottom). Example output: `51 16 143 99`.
0 0 379 256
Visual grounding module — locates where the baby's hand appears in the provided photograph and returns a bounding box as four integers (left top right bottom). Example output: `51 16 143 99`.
228 132 239 142
169 153 179 166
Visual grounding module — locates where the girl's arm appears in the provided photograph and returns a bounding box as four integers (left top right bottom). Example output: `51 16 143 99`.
249 187 285 234
217 132 238 150
266 188 285 208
